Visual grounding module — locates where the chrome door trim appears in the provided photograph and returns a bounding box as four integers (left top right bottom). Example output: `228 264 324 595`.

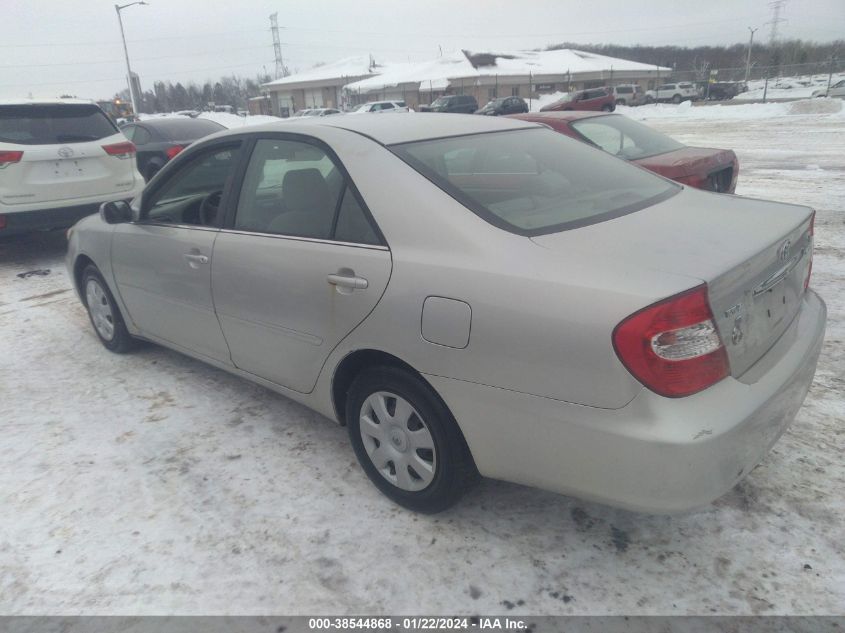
130 221 220 233
218 228 390 251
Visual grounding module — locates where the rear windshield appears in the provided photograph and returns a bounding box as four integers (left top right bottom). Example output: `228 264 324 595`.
0 104 117 145
152 119 224 140
392 128 678 236
570 114 685 160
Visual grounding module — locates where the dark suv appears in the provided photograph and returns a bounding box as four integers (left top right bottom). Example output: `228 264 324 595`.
420 95 478 114
476 96 529 116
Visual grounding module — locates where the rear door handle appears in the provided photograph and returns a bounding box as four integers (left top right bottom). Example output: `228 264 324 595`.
183 253 209 268
327 272 368 290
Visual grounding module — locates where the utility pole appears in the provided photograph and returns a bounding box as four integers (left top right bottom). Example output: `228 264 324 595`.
744 27 758 83
270 13 284 79
115 2 147 117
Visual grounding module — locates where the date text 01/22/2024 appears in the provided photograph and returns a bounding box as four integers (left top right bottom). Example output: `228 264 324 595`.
307 618 529 630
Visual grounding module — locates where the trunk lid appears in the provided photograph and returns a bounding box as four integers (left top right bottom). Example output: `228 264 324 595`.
531 187 813 379
636 146 735 179
0 134 137 206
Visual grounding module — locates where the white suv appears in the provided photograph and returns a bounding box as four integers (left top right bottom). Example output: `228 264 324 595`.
0 100 144 236
644 83 701 104
349 101 409 114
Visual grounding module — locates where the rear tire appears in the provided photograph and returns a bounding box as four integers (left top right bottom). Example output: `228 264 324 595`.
81 265 136 353
346 366 475 513
645 95 654 104
615 98 626 106
672 94 682 104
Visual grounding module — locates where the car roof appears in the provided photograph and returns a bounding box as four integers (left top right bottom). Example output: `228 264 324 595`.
232 112 539 145
0 98 97 106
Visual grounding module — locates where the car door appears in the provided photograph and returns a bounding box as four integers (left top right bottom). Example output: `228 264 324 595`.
211 135 392 393
110 141 243 363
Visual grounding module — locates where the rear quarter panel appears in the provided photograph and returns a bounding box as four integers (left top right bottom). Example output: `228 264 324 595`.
309 128 700 410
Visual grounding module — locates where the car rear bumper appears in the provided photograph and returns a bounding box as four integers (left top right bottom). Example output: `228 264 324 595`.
0 185 143 236
426 290 826 513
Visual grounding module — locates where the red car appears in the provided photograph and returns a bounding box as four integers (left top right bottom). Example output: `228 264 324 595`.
539 88 616 112
510 111 738 193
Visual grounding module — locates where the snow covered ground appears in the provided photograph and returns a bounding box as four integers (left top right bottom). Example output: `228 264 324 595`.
1 103 843 616
734 72 845 101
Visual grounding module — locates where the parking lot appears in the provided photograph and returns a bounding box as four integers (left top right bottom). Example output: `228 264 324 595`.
1 105 843 615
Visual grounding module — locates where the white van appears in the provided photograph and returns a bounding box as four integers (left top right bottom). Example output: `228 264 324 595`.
0 100 144 236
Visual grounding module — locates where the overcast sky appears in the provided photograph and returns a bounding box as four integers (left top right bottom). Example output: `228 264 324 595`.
2 0 843 101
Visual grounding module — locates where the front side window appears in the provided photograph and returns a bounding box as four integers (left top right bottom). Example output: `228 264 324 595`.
570 114 684 160
235 138 380 244
392 128 678 236
144 144 241 225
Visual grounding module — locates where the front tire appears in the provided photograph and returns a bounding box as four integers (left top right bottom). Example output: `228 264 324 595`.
672 94 682 104
346 366 474 513
81 265 136 353
601 103 614 112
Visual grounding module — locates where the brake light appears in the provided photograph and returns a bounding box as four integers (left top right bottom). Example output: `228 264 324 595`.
805 211 815 290
0 215 6 230
0 150 23 168
612 284 729 398
165 144 185 160
102 142 136 159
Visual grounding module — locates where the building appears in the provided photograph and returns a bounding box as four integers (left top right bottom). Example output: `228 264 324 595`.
261 56 376 116
261 49 671 115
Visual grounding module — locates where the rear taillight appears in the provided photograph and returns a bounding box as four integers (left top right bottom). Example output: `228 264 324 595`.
612 284 729 398
102 142 136 159
0 215 6 231
0 150 23 168
165 144 185 160
805 211 815 290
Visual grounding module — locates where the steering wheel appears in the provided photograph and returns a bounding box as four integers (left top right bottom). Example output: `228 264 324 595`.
199 190 222 226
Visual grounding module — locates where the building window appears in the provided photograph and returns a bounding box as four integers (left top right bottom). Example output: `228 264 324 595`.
511 86 520 96
488 88 498 99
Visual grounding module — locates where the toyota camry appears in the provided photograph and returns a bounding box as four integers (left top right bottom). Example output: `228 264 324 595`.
66 114 826 514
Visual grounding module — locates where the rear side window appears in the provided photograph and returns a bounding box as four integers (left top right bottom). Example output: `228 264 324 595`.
392 128 678 236
0 104 117 145
235 138 380 244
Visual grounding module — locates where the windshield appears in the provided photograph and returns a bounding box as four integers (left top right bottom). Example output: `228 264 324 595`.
391 128 678 236
570 114 685 160
0 103 117 145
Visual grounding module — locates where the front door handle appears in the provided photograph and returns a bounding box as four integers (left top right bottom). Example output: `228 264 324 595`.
327 272 368 290
183 252 209 268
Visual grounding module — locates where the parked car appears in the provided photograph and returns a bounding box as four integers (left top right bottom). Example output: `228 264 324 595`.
302 108 341 117
611 84 645 106
540 88 615 112
475 96 528 116
419 95 478 114
67 114 824 514
812 79 845 99
509 111 739 192
291 109 315 118
350 101 409 114
644 83 701 104
121 118 225 182
0 99 143 237
705 82 747 101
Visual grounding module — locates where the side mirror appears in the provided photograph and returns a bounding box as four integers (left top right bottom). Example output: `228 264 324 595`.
100 200 133 224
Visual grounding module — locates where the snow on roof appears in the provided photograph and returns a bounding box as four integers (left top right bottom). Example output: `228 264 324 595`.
341 49 669 94
464 49 671 76
262 56 376 87
344 50 478 93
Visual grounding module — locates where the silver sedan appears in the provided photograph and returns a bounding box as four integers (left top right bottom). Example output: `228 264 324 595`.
66 114 826 513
